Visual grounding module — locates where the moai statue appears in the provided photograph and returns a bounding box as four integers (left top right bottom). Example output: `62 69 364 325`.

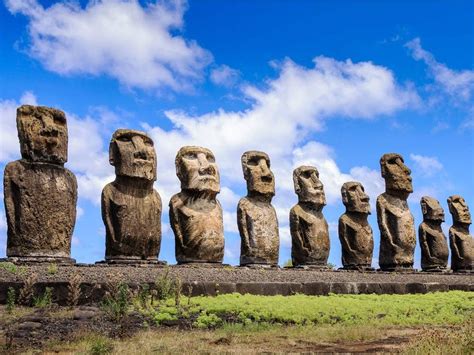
447 195 473 272
238 151 279 267
418 196 449 271
101 129 162 263
3 105 77 263
169 146 224 264
290 166 330 268
338 181 373 270
377 153 416 271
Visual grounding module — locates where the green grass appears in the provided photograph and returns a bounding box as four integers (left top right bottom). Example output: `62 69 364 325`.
153 291 474 327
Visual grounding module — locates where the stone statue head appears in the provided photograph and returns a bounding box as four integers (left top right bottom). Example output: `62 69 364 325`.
241 151 275 197
420 196 445 222
447 195 471 225
341 181 370 214
17 105 68 164
109 129 156 181
293 166 325 205
380 153 413 194
175 146 220 193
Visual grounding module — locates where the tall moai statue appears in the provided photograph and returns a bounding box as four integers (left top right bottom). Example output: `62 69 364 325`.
169 146 224 264
290 166 330 268
238 151 279 267
418 196 449 271
447 195 473 272
338 181 373 270
101 129 162 263
4 105 77 263
377 153 416 271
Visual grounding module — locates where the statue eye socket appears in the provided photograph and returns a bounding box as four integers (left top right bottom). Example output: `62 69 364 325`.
183 153 197 160
53 115 65 125
117 136 131 142
144 139 153 147
247 158 259 166
207 154 215 163
302 171 312 178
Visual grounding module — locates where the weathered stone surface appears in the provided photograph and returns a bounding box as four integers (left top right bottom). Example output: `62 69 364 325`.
377 153 416 271
101 129 162 262
238 151 279 266
447 195 473 272
290 166 329 267
4 105 77 261
170 146 224 264
338 181 373 270
418 196 449 271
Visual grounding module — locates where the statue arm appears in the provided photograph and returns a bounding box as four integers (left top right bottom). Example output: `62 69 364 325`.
3 165 16 237
169 199 184 250
376 199 399 250
449 231 463 260
290 210 308 255
237 201 250 252
338 218 356 255
101 187 116 243
419 226 431 259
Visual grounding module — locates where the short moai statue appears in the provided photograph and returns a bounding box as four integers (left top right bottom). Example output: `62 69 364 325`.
290 166 330 268
418 196 449 271
377 153 416 271
338 181 373 270
169 146 224 264
4 105 77 263
447 195 473 273
238 151 279 267
101 129 163 263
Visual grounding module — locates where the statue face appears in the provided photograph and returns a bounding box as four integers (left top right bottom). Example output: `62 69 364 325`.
293 166 325 205
241 151 275 196
109 129 156 181
17 105 68 164
448 195 471 224
380 153 413 193
420 196 445 222
176 146 220 193
341 181 370 213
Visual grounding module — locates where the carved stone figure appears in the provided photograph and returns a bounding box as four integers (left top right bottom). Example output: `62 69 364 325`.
290 166 329 268
238 151 279 266
169 146 224 264
338 181 373 270
418 196 449 271
4 105 77 263
101 129 162 263
447 195 473 272
376 153 416 271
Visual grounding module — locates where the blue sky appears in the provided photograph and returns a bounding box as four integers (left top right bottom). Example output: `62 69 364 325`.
0 0 473 267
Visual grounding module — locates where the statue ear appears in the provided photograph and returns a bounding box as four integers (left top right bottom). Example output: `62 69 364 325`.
109 141 117 166
341 190 348 204
420 201 428 215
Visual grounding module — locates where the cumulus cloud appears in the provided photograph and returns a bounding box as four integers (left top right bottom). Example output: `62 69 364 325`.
410 153 443 177
210 65 240 87
406 38 474 101
6 0 212 91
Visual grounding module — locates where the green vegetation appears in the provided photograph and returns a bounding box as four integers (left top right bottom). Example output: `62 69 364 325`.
33 287 53 308
6 287 16 313
47 263 58 275
0 262 27 275
101 283 131 321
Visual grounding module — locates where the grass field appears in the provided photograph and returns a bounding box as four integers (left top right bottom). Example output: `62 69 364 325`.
2 290 470 353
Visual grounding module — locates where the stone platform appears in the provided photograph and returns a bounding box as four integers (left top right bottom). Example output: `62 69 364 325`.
0 264 472 305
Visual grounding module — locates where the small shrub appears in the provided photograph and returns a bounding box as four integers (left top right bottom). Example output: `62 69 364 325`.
136 283 151 309
101 283 130 321
6 287 16 313
47 263 58 275
193 312 222 329
89 337 114 355
0 262 18 273
33 287 53 308
283 259 293 267
155 267 176 301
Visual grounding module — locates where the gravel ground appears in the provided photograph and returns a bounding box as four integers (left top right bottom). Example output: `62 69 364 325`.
0 264 472 285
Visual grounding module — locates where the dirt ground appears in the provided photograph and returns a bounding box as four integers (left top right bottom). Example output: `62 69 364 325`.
0 305 469 354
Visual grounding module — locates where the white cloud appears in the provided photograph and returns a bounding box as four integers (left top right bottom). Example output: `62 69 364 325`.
210 65 240 87
6 0 212 92
406 38 474 101
410 153 443 177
